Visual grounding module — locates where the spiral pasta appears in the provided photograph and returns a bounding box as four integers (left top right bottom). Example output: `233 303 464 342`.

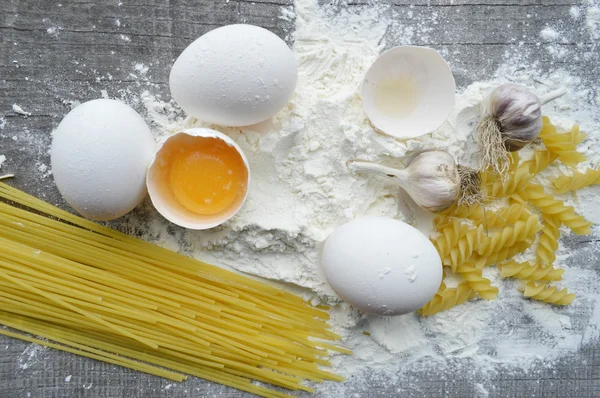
521 282 575 305
524 184 592 235
430 219 476 259
475 215 541 257
553 168 600 194
472 240 532 269
521 149 558 174
536 217 560 265
442 225 485 271
539 117 586 166
456 265 498 300
418 282 475 317
484 165 533 199
499 261 564 281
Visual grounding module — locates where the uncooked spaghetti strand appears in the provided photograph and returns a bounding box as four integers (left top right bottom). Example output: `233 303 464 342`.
0 327 185 381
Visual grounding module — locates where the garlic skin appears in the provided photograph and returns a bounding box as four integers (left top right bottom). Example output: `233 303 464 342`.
481 83 542 151
348 150 460 212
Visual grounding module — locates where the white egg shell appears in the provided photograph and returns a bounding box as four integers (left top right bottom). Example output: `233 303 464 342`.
51 99 156 221
169 24 297 127
146 128 251 230
321 216 443 316
361 46 456 139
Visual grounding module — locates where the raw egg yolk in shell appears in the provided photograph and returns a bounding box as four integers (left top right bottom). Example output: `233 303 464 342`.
168 138 248 216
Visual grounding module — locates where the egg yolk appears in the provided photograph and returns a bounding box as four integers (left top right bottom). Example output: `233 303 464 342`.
169 138 247 216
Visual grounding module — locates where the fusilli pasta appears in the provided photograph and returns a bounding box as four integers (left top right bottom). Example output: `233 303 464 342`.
553 168 600 194
521 282 575 305
521 149 558 174
499 260 564 281
442 224 485 271
430 219 475 259
539 117 586 166
524 184 592 235
536 217 560 265
484 165 533 199
456 264 498 300
418 282 475 317
472 240 532 269
475 215 541 257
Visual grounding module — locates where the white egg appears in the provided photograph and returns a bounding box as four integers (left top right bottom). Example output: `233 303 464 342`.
321 216 443 316
169 24 297 127
51 99 156 221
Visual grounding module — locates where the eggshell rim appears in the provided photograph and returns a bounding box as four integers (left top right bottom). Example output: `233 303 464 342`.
146 128 251 230
360 45 456 139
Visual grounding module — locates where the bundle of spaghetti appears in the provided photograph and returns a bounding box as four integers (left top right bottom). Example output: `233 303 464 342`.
539 117 586 166
0 183 349 398
553 167 600 194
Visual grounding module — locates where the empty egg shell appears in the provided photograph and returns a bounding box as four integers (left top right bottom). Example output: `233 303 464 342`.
361 46 456 139
146 128 250 230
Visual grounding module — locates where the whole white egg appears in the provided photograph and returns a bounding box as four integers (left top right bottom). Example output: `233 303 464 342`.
51 99 156 221
321 216 443 316
169 24 297 127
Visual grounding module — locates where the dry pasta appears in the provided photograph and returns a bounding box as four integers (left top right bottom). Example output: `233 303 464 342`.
484 164 533 199
522 149 558 175
475 215 542 257
0 182 348 398
524 183 592 235
536 217 560 265
499 261 564 282
553 168 600 194
455 265 498 300
539 117 586 166
418 282 475 317
521 282 575 305
442 224 484 271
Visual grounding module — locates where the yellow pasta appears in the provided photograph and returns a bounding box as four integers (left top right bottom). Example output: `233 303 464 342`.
484 163 533 199
536 217 560 265
455 265 498 300
524 184 592 235
0 182 347 398
442 224 485 271
418 282 475 317
521 282 576 305
553 168 600 194
475 215 542 257
430 219 476 259
539 117 586 166
472 240 533 269
499 261 564 282
521 149 558 174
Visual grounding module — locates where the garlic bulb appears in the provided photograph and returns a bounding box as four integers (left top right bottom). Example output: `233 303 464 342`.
478 83 566 175
348 150 461 212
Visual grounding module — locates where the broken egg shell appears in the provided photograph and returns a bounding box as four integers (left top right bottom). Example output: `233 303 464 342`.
146 128 251 230
361 45 456 139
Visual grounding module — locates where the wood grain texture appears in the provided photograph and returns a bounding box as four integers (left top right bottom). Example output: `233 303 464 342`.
1 0 599 397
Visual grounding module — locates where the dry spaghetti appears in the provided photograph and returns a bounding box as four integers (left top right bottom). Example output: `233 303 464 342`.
0 182 349 398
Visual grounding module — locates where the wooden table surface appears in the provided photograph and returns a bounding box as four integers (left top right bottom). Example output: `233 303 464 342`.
1 0 599 397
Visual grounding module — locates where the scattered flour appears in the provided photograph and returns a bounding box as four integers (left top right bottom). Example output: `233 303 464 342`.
64 375 72 383
18 344 47 370
540 26 560 41
0 155 5 169
587 1 600 39
12 104 31 116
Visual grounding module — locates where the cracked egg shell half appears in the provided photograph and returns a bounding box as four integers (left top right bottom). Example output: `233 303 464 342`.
361 45 456 139
147 128 250 230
